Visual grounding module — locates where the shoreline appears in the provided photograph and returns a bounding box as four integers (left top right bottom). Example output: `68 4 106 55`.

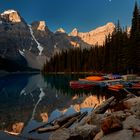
48 94 140 140
0 70 40 77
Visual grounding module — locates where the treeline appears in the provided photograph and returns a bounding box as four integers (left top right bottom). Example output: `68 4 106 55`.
43 2 140 74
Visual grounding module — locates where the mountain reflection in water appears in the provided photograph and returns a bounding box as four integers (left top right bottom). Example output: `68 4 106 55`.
0 74 112 140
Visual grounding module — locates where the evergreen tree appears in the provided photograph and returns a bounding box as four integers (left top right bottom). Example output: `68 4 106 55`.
129 1 140 73
42 2 140 75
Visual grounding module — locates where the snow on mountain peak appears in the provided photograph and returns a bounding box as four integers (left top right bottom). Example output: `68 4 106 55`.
37 21 46 31
1 10 17 15
1 9 21 23
69 28 79 36
56 28 66 33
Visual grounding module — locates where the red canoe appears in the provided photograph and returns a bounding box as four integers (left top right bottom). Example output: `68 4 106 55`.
70 81 94 90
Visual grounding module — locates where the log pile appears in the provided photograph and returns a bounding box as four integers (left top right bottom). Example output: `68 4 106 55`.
29 94 140 140
29 111 88 133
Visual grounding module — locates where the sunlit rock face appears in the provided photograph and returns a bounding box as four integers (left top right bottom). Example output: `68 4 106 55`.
37 21 46 31
70 22 115 46
70 41 80 48
12 122 24 134
40 113 49 122
70 28 79 36
5 122 24 135
0 9 116 71
1 10 22 23
56 28 66 33
73 95 106 112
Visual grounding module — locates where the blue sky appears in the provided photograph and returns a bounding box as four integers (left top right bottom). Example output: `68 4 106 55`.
0 0 138 33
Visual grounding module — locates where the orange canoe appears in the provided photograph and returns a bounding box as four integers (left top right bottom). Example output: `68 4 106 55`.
85 76 104 81
108 84 123 90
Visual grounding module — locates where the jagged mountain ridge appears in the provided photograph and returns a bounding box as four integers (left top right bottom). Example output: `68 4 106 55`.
69 22 115 46
0 9 115 70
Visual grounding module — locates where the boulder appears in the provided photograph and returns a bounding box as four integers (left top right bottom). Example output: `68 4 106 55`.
93 130 104 140
72 124 99 140
123 97 140 109
101 115 123 135
123 115 140 129
101 130 133 140
112 111 126 121
90 114 104 129
49 128 70 140
49 124 99 140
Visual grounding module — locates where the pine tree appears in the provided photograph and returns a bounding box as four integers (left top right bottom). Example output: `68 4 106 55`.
129 1 140 73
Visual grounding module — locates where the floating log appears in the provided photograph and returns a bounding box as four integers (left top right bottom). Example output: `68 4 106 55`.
38 125 60 133
38 112 82 133
28 115 66 133
77 111 88 122
61 116 80 128
61 111 89 128
52 112 81 126
28 120 55 133
37 112 81 133
91 104 97 112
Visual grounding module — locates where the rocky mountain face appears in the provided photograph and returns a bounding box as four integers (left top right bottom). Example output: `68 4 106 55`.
69 22 115 46
0 9 115 70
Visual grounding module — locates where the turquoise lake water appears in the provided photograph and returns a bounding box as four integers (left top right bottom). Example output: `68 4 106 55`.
0 73 114 140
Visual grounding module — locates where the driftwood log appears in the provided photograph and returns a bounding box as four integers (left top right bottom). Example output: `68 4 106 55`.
61 116 79 128
37 112 81 133
30 96 116 134
38 125 60 133
37 111 89 133
29 112 81 133
77 111 88 122
29 119 55 133
52 112 81 126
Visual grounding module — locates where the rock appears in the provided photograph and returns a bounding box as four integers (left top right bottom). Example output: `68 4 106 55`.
1 10 22 23
123 115 140 129
56 28 66 33
72 124 99 140
49 128 70 140
37 21 46 31
130 102 140 119
101 129 133 140
69 28 79 36
123 97 140 109
126 93 137 99
49 124 99 140
91 114 104 129
93 130 104 140
112 111 126 121
101 115 123 135
12 122 24 134
31 21 48 32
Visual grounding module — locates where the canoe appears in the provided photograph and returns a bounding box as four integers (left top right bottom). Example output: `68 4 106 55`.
132 83 140 88
108 84 123 92
85 76 104 81
108 87 119 92
69 81 94 90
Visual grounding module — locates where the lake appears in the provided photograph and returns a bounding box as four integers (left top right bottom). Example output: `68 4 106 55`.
0 73 114 140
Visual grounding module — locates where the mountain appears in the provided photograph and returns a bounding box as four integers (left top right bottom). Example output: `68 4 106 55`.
69 22 115 46
0 9 115 71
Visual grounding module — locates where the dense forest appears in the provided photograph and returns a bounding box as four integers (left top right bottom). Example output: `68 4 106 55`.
43 2 140 74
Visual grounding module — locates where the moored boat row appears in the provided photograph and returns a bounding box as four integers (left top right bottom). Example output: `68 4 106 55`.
69 75 140 92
